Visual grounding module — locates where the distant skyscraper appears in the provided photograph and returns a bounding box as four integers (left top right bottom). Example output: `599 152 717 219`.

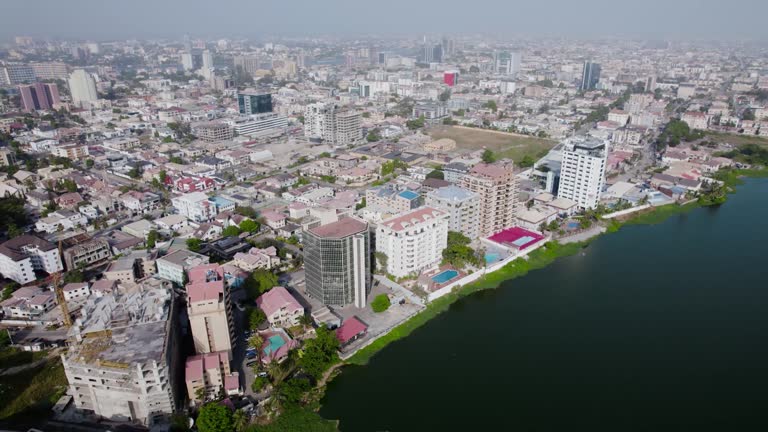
423 42 434 63
432 44 443 63
493 51 521 75
233 56 260 75
18 82 60 112
304 217 371 307
580 61 602 91
68 69 98 107
557 137 607 210
181 52 194 71
202 50 213 70
237 91 272 115
441 37 454 58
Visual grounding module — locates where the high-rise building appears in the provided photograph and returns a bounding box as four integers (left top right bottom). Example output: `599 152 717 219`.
30 62 68 80
376 207 449 278
460 161 520 237
580 61 602 91
233 56 260 76
185 264 236 356
441 37 455 58
443 71 459 87
303 102 363 147
493 51 521 75
0 64 35 84
181 52 194 71
18 82 60 112
68 69 98 107
201 50 213 70
62 279 181 426
237 91 273 115
425 185 480 240
432 44 443 63
557 137 607 210
304 217 371 307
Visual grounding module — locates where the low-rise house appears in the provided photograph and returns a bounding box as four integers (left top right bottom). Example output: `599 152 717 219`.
256 286 304 328
335 316 368 347
231 246 280 271
0 287 56 319
156 249 210 285
62 282 91 302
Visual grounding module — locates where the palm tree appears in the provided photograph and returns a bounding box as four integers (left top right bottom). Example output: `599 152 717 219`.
248 333 264 366
298 314 313 329
267 359 289 385
233 409 249 432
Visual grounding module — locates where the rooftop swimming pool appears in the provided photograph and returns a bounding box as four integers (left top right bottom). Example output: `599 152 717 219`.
431 269 459 284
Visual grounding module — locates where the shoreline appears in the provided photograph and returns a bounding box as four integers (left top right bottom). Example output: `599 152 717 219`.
338 169 767 366
308 169 767 428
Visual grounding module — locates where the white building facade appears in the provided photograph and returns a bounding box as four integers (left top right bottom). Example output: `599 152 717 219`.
376 207 449 278
557 138 608 210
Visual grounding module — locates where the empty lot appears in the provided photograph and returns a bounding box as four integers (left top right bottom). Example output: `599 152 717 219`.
428 125 557 161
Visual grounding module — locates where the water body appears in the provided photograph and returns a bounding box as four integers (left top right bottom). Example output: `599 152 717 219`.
321 178 768 431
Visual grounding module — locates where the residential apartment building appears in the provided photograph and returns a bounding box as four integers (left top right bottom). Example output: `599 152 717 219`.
228 113 288 137
171 192 215 222
0 235 63 284
557 137 608 210
460 162 520 238
30 62 69 80
304 217 371 307
156 249 210 286
68 69 98 107
52 143 90 160
186 264 235 356
62 280 181 426
304 102 363 147
185 351 240 404
0 286 56 319
103 137 140 152
256 286 304 328
425 185 480 239
376 207 449 278
365 186 421 213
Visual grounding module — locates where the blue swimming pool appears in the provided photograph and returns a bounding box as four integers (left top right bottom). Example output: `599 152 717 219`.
263 335 286 356
432 270 459 284
485 253 500 263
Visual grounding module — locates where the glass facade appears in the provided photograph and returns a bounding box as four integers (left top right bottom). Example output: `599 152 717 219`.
238 93 273 115
304 229 371 306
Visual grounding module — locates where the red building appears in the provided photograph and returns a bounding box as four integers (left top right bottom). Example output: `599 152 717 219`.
18 83 60 112
443 71 458 87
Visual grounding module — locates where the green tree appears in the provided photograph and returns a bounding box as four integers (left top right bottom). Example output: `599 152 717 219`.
482 149 497 164
2 282 20 300
244 269 278 299
355 197 367 210
251 376 268 393
484 100 498 112
426 169 444 180
85 158 95 168
405 116 425 130
64 270 84 283
233 410 249 432
249 333 265 366
366 130 381 142
371 294 391 313
442 231 479 268
297 326 340 379
186 238 202 252
222 225 241 237
196 403 234 432
374 251 388 274
6 223 23 239
248 308 266 330
146 230 159 248
239 219 260 233
235 206 258 218
518 155 535 168
275 377 311 407
128 167 142 179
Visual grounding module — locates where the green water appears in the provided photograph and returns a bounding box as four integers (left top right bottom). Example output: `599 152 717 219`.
320 178 768 431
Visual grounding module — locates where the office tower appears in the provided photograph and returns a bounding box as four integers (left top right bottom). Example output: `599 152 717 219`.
62 280 180 426
376 208 450 278
441 37 454 58
233 56 260 75
423 42 434 63
68 69 98 107
432 44 443 63
493 51 521 75
18 82 60 112
460 161 520 237
580 61 602 91
557 137 607 210
202 50 213 70
186 264 235 356
303 102 363 147
237 91 273 115
304 217 371 307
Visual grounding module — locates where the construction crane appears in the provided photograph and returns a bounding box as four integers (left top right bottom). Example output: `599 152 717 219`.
55 240 73 328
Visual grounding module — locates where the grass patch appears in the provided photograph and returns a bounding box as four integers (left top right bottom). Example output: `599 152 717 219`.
249 407 338 432
0 348 49 370
428 125 556 162
706 131 768 148
0 357 67 424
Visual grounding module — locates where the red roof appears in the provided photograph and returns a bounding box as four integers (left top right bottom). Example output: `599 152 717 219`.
487 227 544 250
335 316 367 344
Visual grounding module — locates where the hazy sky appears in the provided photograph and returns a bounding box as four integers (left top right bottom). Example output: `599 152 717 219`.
3 0 768 40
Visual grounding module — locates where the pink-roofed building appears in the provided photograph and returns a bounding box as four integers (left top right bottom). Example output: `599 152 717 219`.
256 286 304 328
257 329 299 364
186 265 235 356
376 207 450 278
185 351 241 403
62 282 90 301
261 210 287 229
231 247 280 272
335 316 368 347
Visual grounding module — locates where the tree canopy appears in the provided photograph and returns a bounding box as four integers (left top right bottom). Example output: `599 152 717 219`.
481 149 497 164
371 294 391 313
196 403 234 432
297 326 339 379
442 231 480 268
